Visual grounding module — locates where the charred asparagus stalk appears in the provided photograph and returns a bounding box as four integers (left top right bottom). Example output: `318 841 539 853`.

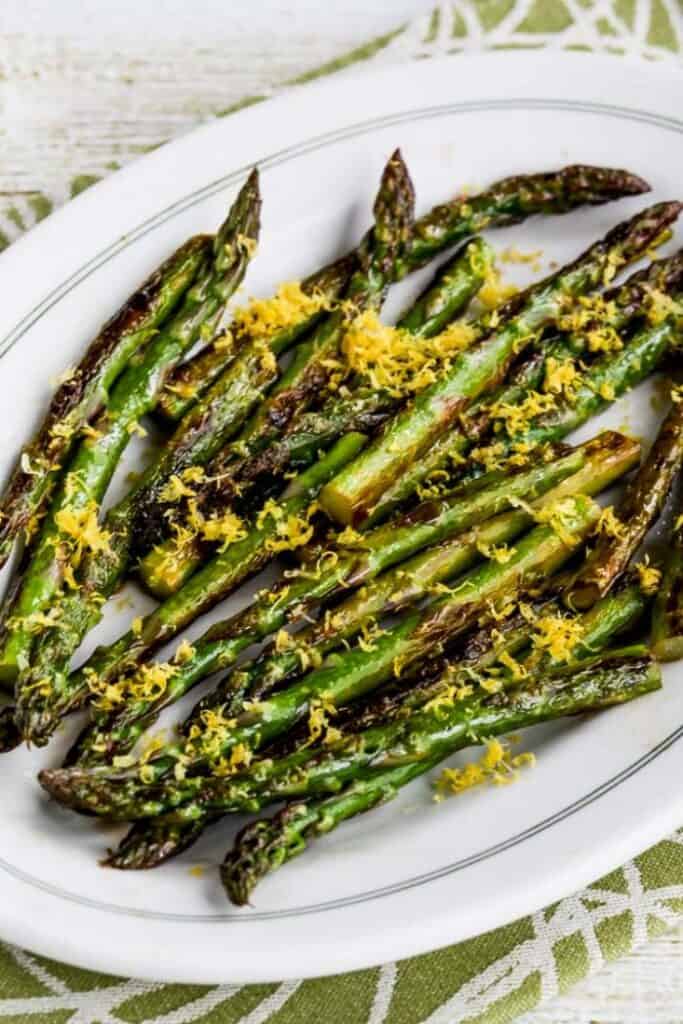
320 203 682 526
220 647 660 904
137 236 494 593
16 434 367 743
652 514 683 661
0 235 213 570
130 150 417 558
100 575 650 869
48 577 649 822
0 172 262 686
566 393 683 609
40 495 600 821
157 164 650 422
15 151 415 744
67 436 602 767
367 252 683 523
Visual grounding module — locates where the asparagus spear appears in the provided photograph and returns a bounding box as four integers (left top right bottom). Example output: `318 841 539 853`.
327 575 650 740
50 574 648 821
13 154 415 744
16 433 367 744
204 426 642 709
140 237 496 596
101 575 649 867
320 203 683 526
368 252 683 523
566 395 683 610
651 508 683 660
44 494 600 819
220 647 660 904
156 164 650 423
110 343 656 739
0 234 213 570
130 151 417 558
156 255 356 422
0 172 262 686
67 437 598 767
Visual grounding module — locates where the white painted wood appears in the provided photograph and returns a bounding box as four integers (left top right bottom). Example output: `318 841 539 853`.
1 0 682 1016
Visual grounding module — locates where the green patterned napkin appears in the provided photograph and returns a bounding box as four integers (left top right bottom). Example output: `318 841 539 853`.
1 3 682 1021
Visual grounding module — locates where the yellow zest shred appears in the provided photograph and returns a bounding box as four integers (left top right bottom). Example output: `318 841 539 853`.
165 381 199 400
55 500 112 566
87 660 178 712
159 475 197 503
595 506 626 539
340 310 477 398
490 391 555 436
500 247 543 272
48 420 76 448
257 499 316 554
476 541 514 564
8 606 62 635
213 742 253 777
213 330 234 353
305 693 338 746
477 262 519 310
183 706 238 766
598 381 616 401
534 496 585 547
635 558 662 595
336 525 366 546
485 595 519 623
644 287 683 326
435 738 535 799
131 617 143 637
355 620 385 653
275 628 295 652
497 650 528 680
532 615 584 662
80 424 103 441
231 281 330 339
543 357 581 399
174 639 195 664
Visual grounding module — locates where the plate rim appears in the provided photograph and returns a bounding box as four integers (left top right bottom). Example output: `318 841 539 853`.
1 49 682 983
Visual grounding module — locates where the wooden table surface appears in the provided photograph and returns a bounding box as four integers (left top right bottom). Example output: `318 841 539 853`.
2 1 682 1018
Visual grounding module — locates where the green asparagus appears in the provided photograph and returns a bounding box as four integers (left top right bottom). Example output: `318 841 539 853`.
566 395 683 609
367 251 683 522
0 172 262 687
130 150 417 559
0 235 213 570
220 646 660 904
101 575 649 868
320 203 682 526
652 515 683 661
48 576 649 822
139 237 497 596
42 494 600 820
67 436 600 767
208 429 642 708
17 433 367 743
156 164 650 423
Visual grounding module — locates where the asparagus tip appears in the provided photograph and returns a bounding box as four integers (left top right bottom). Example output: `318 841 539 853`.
106 818 206 870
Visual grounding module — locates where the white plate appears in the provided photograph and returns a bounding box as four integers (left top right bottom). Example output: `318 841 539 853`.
0 51 682 985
